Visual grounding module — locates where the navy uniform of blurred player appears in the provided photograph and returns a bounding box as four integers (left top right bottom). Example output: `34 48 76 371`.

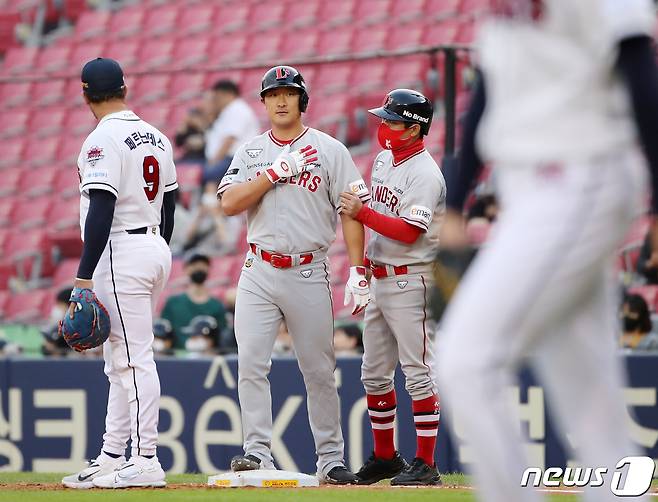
218 66 370 484
437 1 658 501
340 89 445 486
62 58 177 489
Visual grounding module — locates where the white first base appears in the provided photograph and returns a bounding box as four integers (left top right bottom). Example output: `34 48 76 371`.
208 469 320 488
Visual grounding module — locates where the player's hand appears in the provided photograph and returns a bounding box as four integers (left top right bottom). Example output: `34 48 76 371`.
339 192 363 218
343 266 370 315
69 278 94 319
439 209 469 250
265 144 318 183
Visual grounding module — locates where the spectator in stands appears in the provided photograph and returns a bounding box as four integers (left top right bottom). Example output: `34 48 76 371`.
620 294 654 349
333 324 364 356
152 318 175 357
160 252 227 349
182 315 221 356
0 338 22 357
203 80 259 189
174 106 209 164
636 232 658 284
181 195 242 255
41 287 73 357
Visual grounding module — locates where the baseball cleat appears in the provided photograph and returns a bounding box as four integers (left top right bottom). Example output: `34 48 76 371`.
323 465 360 485
390 457 442 486
356 451 408 485
230 454 262 472
91 456 166 488
62 453 126 489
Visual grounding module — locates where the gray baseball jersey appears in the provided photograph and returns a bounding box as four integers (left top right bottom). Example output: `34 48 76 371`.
218 127 371 253
366 149 446 266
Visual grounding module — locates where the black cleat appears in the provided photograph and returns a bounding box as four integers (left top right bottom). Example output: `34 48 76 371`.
230 454 261 472
324 465 360 485
390 457 442 486
356 451 408 485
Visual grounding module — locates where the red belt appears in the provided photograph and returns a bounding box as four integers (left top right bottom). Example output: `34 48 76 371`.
370 264 408 279
250 243 313 269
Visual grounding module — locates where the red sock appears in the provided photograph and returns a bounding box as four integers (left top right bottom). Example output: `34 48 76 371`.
366 390 396 460
412 393 440 466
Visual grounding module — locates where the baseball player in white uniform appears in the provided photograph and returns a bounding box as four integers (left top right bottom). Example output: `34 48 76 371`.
340 89 445 486
436 1 658 501
62 58 177 489
218 65 370 484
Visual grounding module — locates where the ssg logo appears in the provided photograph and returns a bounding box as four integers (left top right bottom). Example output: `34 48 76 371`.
520 456 655 496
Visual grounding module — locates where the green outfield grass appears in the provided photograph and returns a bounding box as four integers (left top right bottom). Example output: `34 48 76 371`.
0 472 584 501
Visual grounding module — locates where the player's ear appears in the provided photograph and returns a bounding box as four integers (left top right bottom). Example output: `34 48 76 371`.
408 124 421 139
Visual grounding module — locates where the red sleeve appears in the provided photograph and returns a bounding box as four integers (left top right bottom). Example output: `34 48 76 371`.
355 206 423 244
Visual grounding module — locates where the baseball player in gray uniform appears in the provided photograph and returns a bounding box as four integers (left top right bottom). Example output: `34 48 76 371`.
217 65 371 484
340 89 445 486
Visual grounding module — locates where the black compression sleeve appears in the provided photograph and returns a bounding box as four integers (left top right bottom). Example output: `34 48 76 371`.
616 36 658 214
160 190 176 244
76 190 116 280
446 69 487 212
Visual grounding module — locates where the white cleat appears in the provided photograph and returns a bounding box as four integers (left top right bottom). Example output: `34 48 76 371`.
62 453 126 489
92 456 166 489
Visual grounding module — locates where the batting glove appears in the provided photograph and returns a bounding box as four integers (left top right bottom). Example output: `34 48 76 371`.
344 266 370 315
265 144 318 183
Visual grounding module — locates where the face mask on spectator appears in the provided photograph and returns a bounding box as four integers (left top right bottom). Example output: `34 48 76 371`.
190 270 208 285
153 339 168 354
623 315 641 332
186 336 211 352
50 306 66 324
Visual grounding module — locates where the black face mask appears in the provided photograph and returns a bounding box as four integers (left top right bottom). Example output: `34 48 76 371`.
190 270 208 285
623 316 641 332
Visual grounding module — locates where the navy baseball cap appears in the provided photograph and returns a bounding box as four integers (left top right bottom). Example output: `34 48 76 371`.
81 57 125 94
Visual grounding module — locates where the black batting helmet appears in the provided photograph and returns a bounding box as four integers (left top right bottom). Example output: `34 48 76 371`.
368 89 433 136
260 65 309 112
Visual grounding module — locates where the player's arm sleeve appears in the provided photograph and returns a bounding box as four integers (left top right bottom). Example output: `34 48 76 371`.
80 139 122 197
160 189 176 244
446 69 486 212
330 142 371 212
398 172 446 232
616 35 658 214
76 189 116 280
354 206 423 244
217 148 248 197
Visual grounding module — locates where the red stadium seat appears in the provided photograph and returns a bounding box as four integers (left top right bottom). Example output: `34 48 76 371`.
0 138 24 169
69 41 105 69
4 289 50 322
56 134 86 164
248 2 285 31
460 0 491 17
208 34 248 65
0 109 30 139
623 216 651 248
207 255 242 287
353 0 391 25
426 0 462 19
216 4 250 33
0 198 16 227
62 0 88 23
63 108 97 137
11 196 52 229
316 27 354 57
279 30 319 60
35 44 72 73
138 38 175 70
108 5 145 39
48 196 80 230
53 165 81 200
131 74 171 104
456 20 477 43
329 253 350 284
19 164 60 196
351 25 389 54
391 0 428 23
32 80 66 107
1 46 38 74
52 258 79 289
315 63 354 95
240 69 268 101
171 38 210 69
0 168 22 197
136 104 171 132
29 106 67 138
318 0 355 27
175 164 203 192
64 78 85 107
386 56 430 90
168 259 187 288
24 136 59 167
143 4 179 38
386 23 427 51
350 60 388 93
74 10 110 40
4 228 53 280
105 39 140 70
287 0 320 28
170 73 206 102
0 82 32 108
178 4 217 36
244 33 282 63
422 19 461 45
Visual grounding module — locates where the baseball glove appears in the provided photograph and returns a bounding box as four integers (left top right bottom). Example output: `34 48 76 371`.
58 288 111 352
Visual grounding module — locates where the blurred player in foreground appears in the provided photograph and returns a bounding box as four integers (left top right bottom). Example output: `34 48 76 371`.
62 58 177 489
436 1 658 501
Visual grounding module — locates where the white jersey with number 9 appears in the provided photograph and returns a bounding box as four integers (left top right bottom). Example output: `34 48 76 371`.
77 110 178 236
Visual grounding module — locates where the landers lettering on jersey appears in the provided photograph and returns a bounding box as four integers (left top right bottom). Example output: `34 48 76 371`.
373 184 400 215
123 131 166 152
277 171 322 192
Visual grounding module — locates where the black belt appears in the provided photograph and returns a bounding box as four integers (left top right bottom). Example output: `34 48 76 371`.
126 227 147 234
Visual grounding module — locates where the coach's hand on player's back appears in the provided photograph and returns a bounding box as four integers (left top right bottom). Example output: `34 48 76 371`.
265 144 318 183
439 209 469 250
339 192 363 218
68 278 94 318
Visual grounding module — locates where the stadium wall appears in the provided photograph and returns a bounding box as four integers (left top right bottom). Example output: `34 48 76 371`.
0 356 657 474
